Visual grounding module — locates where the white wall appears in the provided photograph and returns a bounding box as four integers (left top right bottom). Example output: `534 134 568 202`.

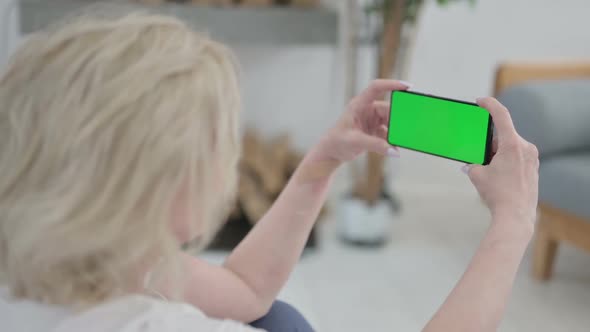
1 0 590 150
395 0 590 193
235 45 344 151
232 0 590 195
238 0 590 151
409 0 590 100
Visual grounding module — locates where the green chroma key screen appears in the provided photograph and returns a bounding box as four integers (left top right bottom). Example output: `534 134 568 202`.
388 91 492 165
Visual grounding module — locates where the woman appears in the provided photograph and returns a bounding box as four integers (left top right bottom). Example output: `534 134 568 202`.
0 12 538 332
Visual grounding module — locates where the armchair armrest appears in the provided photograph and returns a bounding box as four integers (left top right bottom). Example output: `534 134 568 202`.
497 79 590 158
494 61 590 96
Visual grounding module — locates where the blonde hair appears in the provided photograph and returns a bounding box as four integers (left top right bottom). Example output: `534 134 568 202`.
0 12 240 306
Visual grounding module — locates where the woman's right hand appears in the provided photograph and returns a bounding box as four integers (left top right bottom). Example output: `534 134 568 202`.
465 97 539 230
425 98 540 332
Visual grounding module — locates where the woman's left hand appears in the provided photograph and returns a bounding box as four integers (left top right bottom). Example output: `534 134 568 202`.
305 80 410 177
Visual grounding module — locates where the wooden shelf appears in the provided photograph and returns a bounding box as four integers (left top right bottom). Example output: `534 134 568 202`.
19 0 339 45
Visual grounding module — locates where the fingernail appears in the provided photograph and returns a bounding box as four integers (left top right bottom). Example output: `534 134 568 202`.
398 80 414 89
476 97 485 103
461 164 470 174
387 147 400 158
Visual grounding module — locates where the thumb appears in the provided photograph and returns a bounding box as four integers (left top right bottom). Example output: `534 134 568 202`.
462 164 485 181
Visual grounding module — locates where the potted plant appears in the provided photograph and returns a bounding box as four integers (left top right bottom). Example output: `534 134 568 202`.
338 0 475 245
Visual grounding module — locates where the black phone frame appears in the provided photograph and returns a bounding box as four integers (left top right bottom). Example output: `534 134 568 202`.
388 90 494 165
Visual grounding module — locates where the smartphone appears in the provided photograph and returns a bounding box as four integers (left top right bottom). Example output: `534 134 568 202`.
388 91 494 165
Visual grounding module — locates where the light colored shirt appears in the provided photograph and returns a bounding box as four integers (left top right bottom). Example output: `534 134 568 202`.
0 288 263 332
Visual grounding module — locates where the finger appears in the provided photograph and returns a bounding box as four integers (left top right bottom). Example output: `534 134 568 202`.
488 136 499 159
368 107 382 135
461 164 485 181
461 164 472 174
476 97 518 142
357 80 411 105
492 136 499 153
374 101 391 122
377 124 388 140
353 132 395 157
379 125 400 151
365 102 391 135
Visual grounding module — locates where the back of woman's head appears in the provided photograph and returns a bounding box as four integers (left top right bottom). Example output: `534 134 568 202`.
0 12 240 307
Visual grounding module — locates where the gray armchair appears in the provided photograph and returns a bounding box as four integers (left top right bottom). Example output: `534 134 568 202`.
495 62 590 281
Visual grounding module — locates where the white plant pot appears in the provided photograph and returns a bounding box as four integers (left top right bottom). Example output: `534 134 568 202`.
336 196 394 245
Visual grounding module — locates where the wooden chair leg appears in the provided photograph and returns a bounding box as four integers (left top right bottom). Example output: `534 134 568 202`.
532 217 558 281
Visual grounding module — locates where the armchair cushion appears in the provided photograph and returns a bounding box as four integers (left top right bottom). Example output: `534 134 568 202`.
539 153 590 219
498 79 590 158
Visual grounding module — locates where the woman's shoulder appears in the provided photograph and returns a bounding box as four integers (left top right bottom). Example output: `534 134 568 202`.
55 295 264 332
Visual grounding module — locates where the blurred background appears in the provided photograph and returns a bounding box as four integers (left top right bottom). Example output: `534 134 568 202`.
2 0 590 331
